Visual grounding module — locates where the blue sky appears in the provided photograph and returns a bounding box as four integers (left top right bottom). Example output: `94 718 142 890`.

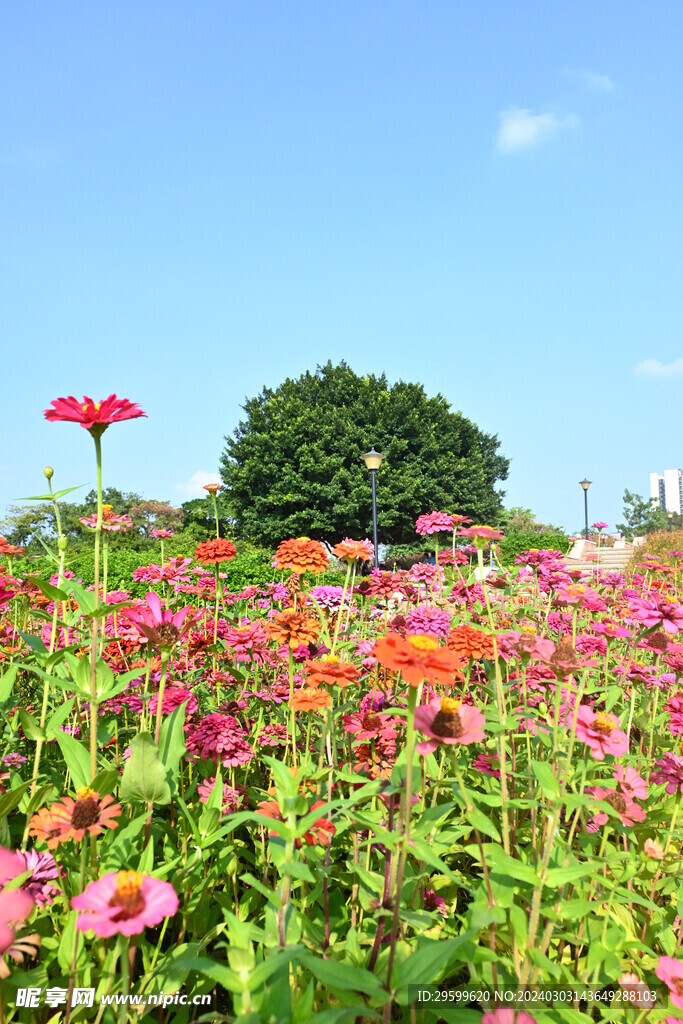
1 2 682 535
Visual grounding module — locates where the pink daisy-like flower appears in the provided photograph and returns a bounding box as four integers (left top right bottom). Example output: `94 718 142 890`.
630 594 683 635
405 605 452 639
571 705 628 761
415 511 455 536
656 956 683 1009
150 528 174 539
587 786 645 828
482 1010 538 1024
149 686 197 718
614 764 647 800
651 752 683 795
120 591 198 650
197 778 244 815
72 871 178 938
0 849 59 908
44 394 146 435
185 714 254 766
414 697 485 755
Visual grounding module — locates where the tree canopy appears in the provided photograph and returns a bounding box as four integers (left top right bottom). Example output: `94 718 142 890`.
616 489 680 539
219 361 509 546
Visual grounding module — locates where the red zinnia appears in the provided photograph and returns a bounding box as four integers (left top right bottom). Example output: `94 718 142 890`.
44 395 145 434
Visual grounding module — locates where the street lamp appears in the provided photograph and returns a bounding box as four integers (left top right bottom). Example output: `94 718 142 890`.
579 479 591 542
362 448 386 567
668 511 674 533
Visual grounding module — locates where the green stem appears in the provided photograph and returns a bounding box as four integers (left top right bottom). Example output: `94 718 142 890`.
89 432 103 783
154 650 170 747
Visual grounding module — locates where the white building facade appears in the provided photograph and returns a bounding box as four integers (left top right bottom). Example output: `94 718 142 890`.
650 469 683 514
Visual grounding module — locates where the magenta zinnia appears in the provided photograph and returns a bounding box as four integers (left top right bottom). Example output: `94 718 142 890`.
44 394 146 434
72 871 178 937
120 592 198 650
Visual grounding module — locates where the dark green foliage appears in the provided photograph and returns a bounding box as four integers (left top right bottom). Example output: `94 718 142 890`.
220 361 509 546
616 490 670 540
497 529 570 567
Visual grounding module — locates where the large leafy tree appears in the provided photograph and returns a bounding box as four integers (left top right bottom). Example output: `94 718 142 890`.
616 490 674 539
219 361 509 545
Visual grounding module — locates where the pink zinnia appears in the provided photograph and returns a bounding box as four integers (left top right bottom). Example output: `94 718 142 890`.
651 752 683 794
72 871 178 937
150 528 174 539
587 786 645 828
656 956 683 1009
0 848 35 953
630 594 683 635
44 394 145 434
414 697 486 755
405 605 452 639
415 511 455 536
120 591 198 650
614 764 647 800
571 705 629 760
197 777 244 814
185 714 253 765
149 686 197 717
482 1010 538 1024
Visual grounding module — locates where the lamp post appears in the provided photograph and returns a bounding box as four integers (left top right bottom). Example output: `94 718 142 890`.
362 448 385 567
668 511 674 533
579 479 591 542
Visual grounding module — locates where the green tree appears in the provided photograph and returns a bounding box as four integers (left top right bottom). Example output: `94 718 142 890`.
219 361 509 546
616 490 669 539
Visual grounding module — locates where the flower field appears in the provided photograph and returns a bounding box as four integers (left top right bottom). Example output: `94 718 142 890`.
1 397 683 1023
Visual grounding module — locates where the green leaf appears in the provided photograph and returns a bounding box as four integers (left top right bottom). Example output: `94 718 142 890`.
465 807 501 842
0 665 18 705
392 936 471 989
530 760 560 800
545 862 596 888
55 731 91 790
20 484 86 502
45 697 76 739
18 708 45 742
263 755 299 800
0 781 32 820
297 953 385 997
120 732 171 805
17 630 47 656
63 579 95 616
158 703 187 795
31 577 69 603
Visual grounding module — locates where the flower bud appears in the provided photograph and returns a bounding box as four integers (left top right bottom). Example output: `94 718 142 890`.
44 466 54 480
58 535 68 552
539 701 549 716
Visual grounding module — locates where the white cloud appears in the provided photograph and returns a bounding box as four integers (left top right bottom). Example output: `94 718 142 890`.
496 107 578 154
635 358 683 378
173 469 220 498
571 69 615 93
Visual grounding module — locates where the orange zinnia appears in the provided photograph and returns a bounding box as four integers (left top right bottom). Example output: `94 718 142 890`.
289 687 332 712
446 624 495 662
305 656 359 688
256 799 335 847
29 788 121 849
331 538 374 564
374 632 463 687
266 610 319 648
194 538 237 564
273 537 329 575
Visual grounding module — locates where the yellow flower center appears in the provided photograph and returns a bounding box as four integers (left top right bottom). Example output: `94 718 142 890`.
520 625 536 635
111 871 145 917
76 786 96 799
440 697 461 714
569 585 586 596
102 504 113 513
594 713 616 734
321 655 340 665
406 634 439 652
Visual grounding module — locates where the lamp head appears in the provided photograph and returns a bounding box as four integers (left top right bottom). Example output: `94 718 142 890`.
579 479 592 492
362 448 385 472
